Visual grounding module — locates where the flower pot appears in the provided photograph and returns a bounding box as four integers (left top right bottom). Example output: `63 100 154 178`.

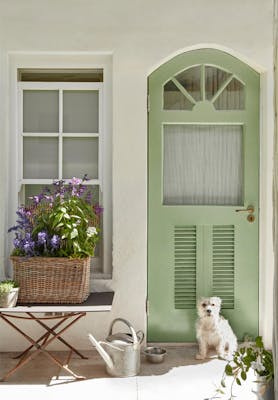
256 377 274 400
0 288 19 308
11 256 90 304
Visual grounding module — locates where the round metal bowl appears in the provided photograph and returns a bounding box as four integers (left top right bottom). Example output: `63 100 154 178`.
143 346 167 363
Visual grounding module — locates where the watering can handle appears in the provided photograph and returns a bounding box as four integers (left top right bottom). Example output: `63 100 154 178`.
108 318 139 345
136 330 144 344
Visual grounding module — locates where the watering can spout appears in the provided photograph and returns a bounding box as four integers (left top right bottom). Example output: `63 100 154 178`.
88 333 114 370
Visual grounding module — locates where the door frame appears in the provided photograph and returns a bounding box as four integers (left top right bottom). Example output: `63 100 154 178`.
146 45 273 344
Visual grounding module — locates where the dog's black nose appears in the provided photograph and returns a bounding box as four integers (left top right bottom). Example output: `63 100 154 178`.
206 309 211 314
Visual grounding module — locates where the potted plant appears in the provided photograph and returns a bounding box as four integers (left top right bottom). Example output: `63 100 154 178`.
212 336 274 400
0 280 19 308
8 176 102 304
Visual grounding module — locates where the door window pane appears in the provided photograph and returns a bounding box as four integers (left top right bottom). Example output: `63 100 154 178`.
175 66 201 102
205 66 232 101
63 90 99 133
23 90 59 133
23 137 58 179
164 80 194 110
62 137 98 179
163 124 243 205
214 78 245 110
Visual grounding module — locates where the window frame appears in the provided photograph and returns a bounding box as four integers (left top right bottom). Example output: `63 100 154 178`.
8 54 113 279
18 81 103 186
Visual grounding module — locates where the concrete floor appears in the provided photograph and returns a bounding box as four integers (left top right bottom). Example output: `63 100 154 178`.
0 346 264 400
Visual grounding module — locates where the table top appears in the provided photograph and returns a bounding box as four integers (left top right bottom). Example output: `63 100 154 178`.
0 292 114 313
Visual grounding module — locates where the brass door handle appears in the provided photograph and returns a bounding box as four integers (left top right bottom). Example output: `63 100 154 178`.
235 205 254 214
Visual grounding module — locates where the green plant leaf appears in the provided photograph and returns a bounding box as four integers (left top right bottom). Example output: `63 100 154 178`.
255 336 264 348
236 378 241 386
225 364 233 376
241 371 247 381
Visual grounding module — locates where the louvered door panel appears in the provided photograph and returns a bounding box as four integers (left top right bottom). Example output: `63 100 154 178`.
212 225 235 309
174 226 197 309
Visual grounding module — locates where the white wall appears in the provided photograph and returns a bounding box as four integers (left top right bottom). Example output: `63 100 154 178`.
0 0 274 350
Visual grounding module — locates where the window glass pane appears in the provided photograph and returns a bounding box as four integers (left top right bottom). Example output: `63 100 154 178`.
205 66 232 101
63 90 99 133
23 137 58 179
175 66 201 102
164 80 194 110
19 69 103 82
62 137 98 179
214 78 245 110
163 124 243 205
23 90 59 133
22 184 51 205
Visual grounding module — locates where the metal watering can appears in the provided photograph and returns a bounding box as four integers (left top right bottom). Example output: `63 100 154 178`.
88 318 144 377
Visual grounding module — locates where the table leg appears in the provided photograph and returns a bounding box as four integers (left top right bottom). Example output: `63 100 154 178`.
56 349 73 380
14 317 66 359
0 313 86 381
27 313 88 359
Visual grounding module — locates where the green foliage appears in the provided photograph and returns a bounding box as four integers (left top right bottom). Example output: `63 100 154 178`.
212 336 274 400
225 364 233 376
33 196 99 258
0 280 19 295
9 177 102 259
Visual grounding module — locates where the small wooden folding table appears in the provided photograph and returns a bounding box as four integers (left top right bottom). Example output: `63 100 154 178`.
0 292 114 381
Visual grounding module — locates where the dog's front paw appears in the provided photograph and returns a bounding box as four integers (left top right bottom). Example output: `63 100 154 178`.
218 352 231 361
196 353 206 360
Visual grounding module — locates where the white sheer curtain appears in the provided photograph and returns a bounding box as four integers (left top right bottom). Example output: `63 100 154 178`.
163 124 243 206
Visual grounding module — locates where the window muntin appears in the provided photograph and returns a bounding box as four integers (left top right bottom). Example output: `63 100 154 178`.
163 65 245 111
18 79 109 276
20 82 102 183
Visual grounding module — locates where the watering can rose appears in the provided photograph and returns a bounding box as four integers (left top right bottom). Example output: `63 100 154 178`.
9 176 103 259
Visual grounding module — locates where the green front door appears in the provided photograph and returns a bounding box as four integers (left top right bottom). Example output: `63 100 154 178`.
147 49 260 342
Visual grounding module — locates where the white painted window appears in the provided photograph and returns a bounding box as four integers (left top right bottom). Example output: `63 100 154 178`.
13 67 112 279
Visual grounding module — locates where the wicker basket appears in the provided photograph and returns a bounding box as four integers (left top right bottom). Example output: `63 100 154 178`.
11 256 90 304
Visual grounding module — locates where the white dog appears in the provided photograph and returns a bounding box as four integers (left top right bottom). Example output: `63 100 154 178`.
195 296 237 360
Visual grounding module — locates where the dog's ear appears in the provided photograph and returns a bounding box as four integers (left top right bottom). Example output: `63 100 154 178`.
198 297 206 305
211 297 222 307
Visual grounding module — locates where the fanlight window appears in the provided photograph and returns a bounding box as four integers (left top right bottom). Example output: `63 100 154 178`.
164 65 245 111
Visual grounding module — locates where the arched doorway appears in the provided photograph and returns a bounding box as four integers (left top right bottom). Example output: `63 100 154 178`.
147 48 260 341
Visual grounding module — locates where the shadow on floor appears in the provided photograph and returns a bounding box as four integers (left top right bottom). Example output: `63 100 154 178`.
0 345 214 386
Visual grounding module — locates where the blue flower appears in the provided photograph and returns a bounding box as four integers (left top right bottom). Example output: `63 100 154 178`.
50 235 60 250
37 231 48 245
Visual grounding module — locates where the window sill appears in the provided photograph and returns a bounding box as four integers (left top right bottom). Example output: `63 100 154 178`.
90 274 113 293
92 272 112 280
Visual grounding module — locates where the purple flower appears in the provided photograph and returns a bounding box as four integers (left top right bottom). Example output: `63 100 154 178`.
30 193 44 204
50 235 60 250
69 177 82 186
23 240 35 255
37 231 48 245
8 176 102 258
13 238 21 248
94 204 104 215
85 190 93 204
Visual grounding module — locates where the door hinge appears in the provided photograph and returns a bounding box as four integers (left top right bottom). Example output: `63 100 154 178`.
147 94 150 112
146 299 149 315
